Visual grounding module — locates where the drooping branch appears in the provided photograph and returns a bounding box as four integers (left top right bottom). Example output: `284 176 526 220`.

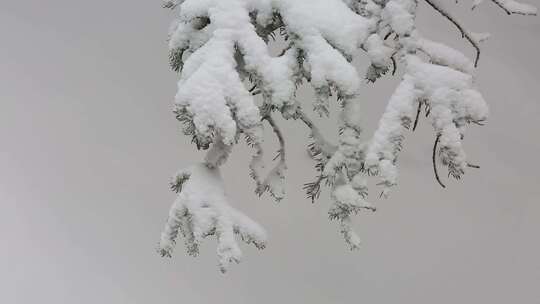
488 0 538 15
294 108 337 159
253 114 287 201
423 0 481 67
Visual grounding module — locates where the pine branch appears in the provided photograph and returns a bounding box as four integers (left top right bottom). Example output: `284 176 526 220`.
158 0 536 271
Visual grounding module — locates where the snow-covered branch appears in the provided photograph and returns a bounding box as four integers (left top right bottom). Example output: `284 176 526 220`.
159 163 267 273
158 0 536 272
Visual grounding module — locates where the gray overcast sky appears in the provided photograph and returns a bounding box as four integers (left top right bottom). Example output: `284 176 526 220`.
1 1 539 303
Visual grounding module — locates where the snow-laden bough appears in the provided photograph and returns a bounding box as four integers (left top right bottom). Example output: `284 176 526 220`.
157 0 536 272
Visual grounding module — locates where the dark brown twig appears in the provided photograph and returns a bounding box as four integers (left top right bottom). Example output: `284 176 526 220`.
412 102 422 131
433 134 446 188
467 163 480 169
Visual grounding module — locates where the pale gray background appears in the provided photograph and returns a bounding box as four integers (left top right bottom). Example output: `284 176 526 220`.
1 1 539 303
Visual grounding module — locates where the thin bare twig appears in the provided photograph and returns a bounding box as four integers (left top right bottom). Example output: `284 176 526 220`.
413 102 422 131
423 0 481 67
433 134 446 188
264 115 286 163
467 163 480 169
391 56 397 76
490 0 537 15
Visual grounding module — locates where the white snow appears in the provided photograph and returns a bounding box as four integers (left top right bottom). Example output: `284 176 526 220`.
159 163 267 273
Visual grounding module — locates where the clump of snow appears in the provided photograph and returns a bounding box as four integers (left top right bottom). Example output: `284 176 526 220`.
159 163 267 273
